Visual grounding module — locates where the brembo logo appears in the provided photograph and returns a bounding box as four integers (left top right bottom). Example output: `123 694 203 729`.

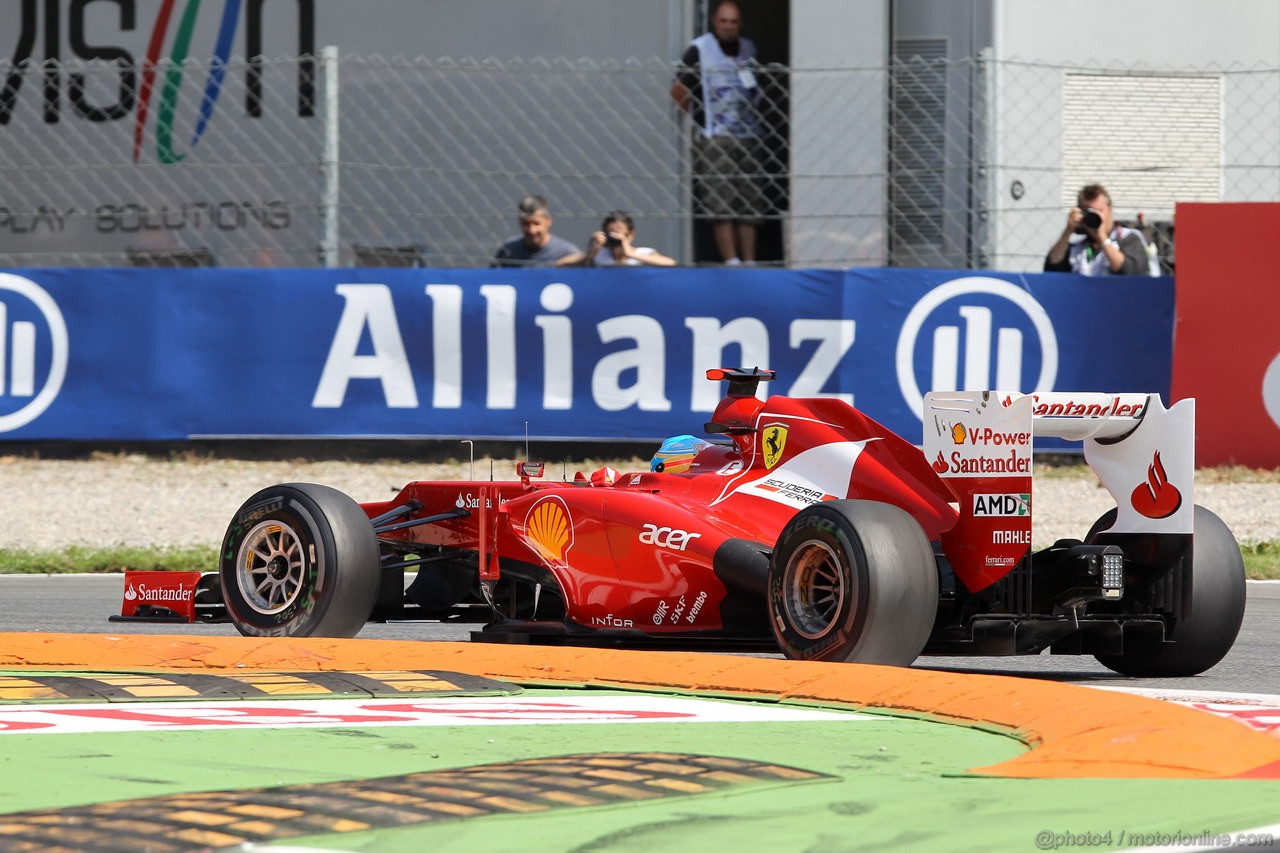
896 277 1059 419
0 274 68 433
2 0 316 164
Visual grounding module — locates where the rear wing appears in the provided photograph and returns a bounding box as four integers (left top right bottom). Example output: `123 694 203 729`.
924 391 1194 591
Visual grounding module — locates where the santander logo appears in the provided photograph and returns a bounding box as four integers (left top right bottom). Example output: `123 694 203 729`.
123 582 193 602
1130 451 1183 519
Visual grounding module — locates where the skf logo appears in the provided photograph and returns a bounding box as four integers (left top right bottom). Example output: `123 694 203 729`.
0 274 68 433
526 497 573 563
2 0 316 164
1131 451 1182 519
973 493 1030 517
638 523 702 552
762 424 787 469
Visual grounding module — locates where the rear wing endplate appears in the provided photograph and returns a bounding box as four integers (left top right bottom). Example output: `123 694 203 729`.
924 391 1195 591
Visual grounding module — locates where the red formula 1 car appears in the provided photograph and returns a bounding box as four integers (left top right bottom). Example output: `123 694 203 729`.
209 368 1245 676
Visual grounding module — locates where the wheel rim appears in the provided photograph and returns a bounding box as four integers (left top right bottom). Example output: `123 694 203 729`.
784 540 847 639
237 520 306 615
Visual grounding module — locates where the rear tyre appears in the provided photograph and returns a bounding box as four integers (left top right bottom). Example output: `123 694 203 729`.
219 483 380 638
1092 505 1245 677
768 500 938 665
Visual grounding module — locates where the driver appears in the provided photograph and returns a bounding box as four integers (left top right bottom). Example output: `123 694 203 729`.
650 434 712 473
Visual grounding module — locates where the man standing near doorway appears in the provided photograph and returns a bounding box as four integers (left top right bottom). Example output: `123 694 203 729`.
671 1 767 266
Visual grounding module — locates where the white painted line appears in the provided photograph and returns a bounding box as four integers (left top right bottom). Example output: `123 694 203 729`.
0 694 886 736
1097 685 1280 738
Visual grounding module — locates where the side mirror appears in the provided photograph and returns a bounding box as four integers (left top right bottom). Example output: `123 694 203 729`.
516 462 545 480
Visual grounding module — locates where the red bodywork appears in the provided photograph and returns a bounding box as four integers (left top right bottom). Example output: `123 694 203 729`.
361 385 961 636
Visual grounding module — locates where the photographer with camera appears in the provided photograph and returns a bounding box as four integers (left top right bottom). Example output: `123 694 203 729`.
557 211 676 267
1045 184 1150 276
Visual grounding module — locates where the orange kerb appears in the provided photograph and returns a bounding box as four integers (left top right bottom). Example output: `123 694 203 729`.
2 632 1277 780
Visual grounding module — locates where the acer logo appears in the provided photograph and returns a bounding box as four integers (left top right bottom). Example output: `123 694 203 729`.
638 523 702 551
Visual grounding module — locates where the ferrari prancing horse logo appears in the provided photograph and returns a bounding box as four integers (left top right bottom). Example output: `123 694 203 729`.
763 424 788 469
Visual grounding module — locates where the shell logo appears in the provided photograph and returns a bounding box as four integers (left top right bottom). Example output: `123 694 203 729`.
526 498 573 564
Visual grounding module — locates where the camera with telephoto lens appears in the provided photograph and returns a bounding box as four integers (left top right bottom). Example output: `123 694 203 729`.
1080 208 1103 230
605 233 622 248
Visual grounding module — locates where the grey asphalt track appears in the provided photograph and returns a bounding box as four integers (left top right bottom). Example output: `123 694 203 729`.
3 574 1278 695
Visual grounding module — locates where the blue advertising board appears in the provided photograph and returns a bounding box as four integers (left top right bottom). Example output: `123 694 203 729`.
0 268 1173 446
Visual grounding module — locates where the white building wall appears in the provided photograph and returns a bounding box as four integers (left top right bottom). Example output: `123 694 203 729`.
789 0 889 266
987 0 1280 270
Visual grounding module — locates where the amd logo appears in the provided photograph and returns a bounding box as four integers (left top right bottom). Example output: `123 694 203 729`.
973 493 1030 517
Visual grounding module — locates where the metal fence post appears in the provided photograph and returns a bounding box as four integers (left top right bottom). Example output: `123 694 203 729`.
321 45 341 269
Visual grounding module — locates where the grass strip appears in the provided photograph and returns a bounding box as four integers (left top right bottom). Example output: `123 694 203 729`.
1 542 1279 580
0 544 217 575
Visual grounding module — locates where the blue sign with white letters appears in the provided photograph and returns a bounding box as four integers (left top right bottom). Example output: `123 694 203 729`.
0 268 1173 446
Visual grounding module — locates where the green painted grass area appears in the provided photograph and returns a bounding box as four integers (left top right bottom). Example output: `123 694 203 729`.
2 540 1279 579
0 544 217 575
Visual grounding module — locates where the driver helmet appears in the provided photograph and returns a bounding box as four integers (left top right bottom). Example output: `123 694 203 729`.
650 434 711 474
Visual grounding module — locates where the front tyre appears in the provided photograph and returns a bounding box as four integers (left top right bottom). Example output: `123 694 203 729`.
219 483 379 638
1092 505 1245 677
768 500 938 666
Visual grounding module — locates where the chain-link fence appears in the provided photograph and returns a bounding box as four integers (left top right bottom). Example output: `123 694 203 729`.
1 52 1277 270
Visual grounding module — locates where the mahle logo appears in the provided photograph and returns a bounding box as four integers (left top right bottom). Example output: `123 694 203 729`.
1 0 316 163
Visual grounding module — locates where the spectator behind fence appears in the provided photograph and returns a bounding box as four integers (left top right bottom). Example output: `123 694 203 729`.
492 195 580 267
670 0 766 266
557 211 676 267
1044 184 1150 276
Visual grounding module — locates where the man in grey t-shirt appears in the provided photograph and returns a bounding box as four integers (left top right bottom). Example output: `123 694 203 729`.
492 195 580 267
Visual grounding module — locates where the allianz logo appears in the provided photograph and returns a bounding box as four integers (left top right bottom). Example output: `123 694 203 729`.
0 273 68 433
897 276 1059 420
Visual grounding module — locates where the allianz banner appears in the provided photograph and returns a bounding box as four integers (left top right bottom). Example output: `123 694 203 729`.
0 268 1172 443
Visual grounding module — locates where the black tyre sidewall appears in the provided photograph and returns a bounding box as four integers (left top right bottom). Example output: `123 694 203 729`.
769 505 870 662
1092 505 1246 677
219 483 378 638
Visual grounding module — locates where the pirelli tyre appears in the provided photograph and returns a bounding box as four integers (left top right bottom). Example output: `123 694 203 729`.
219 483 380 638
768 500 938 665
1090 504 1246 677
